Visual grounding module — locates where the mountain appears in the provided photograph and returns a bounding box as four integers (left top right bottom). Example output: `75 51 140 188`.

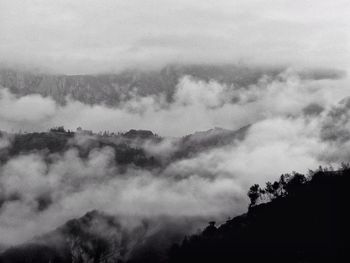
0 210 136 263
169 168 350 263
174 126 249 159
0 126 249 167
1 165 348 263
2 126 349 262
0 129 160 168
0 211 200 263
1 65 342 106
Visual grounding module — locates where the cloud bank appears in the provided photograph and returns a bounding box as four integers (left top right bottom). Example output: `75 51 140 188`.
0 69 349 136
0 0 349 73
1 70 350 246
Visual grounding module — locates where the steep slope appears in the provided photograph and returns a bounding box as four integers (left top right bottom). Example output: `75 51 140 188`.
0 211 201 263
0 126 249 167
169 169 349 263
0 65 286 106
174 125 249 159
0 65 343 107
0 210 132 263
1 166 348 263
0 129 159 168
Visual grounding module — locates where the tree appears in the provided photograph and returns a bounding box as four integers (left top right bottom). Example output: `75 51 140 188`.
285 173 306 195
248 184 261 207
49 126 66 133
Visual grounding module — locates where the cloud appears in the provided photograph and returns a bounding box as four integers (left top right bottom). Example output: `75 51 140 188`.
0 88 56 131
0 0 348 73
0 146 247 245
0 113 340 246
1 70 349 136
0 135 10 150
1 69 350 247
0 0 349 253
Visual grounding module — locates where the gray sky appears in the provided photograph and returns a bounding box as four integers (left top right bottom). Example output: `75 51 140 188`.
1 0 350 246
0 0 349 74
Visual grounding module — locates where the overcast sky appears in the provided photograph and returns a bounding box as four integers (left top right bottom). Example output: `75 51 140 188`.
1 0 350 246
0 0 349 74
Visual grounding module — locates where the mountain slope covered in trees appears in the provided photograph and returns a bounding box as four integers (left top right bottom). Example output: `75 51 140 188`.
0 126 248 167
169 167 349 263
0 65 343 106
0 164 348 262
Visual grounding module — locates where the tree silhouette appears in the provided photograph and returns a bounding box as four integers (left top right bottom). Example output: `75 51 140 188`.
169 167 349 263
247 184 261 207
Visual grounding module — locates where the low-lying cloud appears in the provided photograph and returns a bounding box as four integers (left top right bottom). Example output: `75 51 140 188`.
1 69 350 246
1 69 349 136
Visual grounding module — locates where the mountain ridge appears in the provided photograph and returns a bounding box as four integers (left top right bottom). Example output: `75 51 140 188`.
0 65 343 106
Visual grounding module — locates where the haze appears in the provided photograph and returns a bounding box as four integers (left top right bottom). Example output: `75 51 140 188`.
0 0 349 74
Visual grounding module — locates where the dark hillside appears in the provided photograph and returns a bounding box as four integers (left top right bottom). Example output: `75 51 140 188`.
169 168 349 263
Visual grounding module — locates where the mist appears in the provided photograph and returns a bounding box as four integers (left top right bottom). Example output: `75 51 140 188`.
1 69 349 136
0 1 349 260
0 0 349 73
1 69 350 246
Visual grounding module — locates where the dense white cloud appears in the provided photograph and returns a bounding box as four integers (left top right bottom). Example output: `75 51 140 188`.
1 70 350 245
0 110 343 246
0 146 247 244
0 0 348 73
1 70 349 136
0 89 56 123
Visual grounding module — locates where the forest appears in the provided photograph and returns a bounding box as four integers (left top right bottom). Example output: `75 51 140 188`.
0 136 347 262
168 167 348 263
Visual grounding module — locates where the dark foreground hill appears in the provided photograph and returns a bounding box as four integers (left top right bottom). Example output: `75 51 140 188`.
0 165 348 263
169 168 350 263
